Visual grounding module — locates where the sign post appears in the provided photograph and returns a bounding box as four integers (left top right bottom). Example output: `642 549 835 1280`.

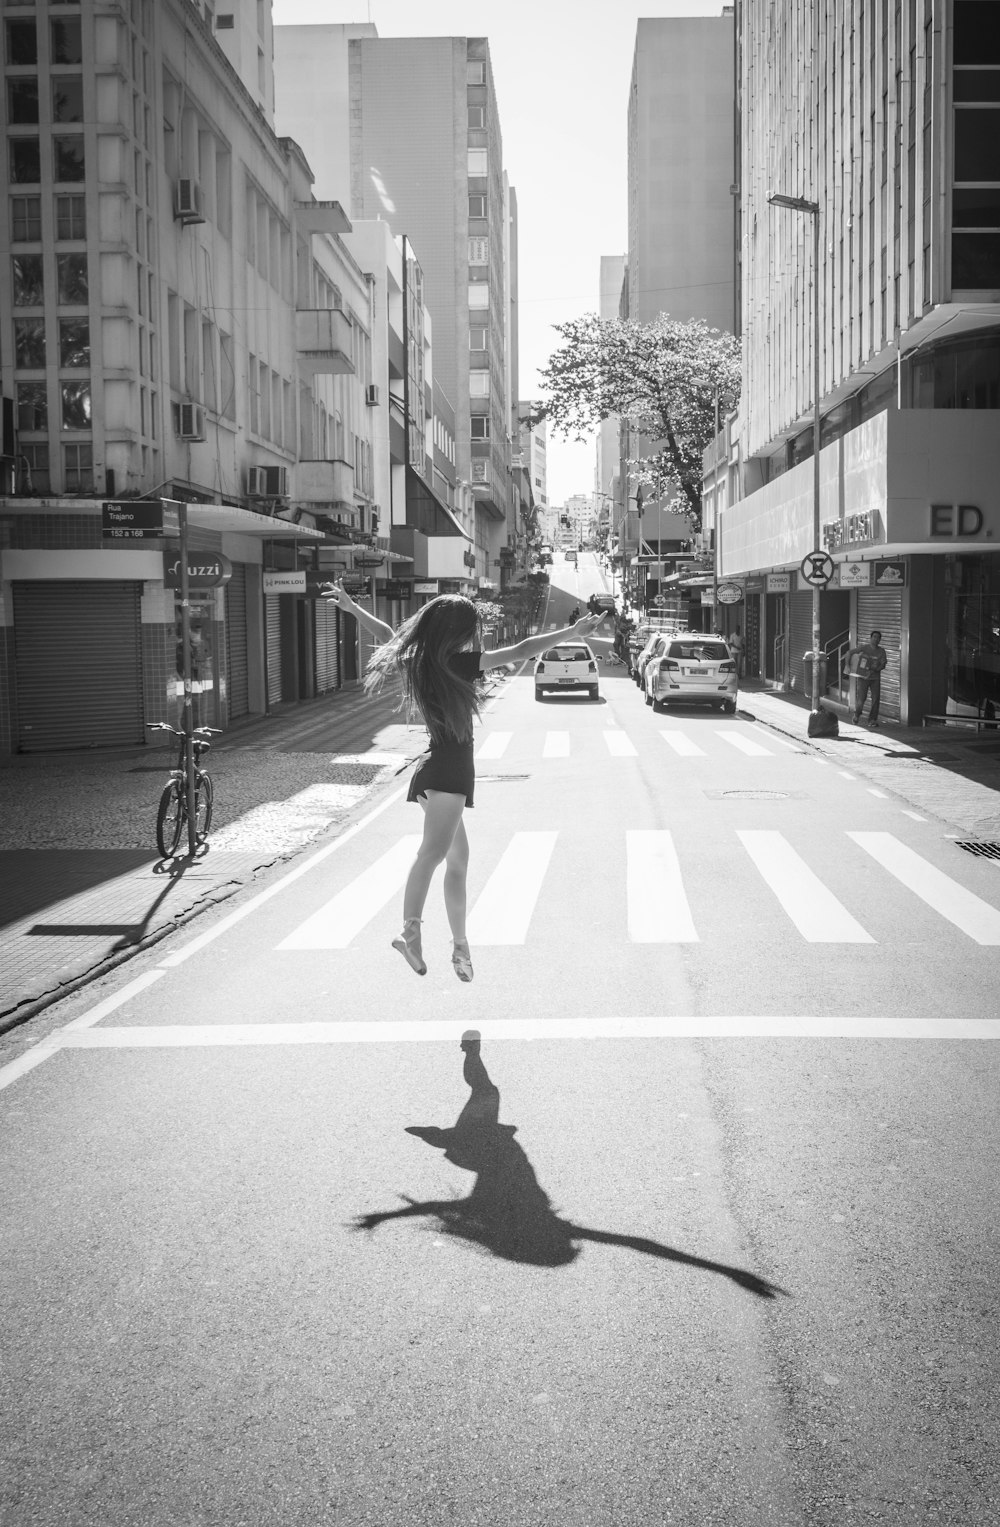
176 502 197 858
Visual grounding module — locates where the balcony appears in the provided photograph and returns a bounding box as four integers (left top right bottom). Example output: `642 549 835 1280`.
295 458 355 507
293 200 352 237
295 308 354 378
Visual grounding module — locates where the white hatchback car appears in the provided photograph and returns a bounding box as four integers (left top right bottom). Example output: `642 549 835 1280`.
644 636 738 712
534 642 600 701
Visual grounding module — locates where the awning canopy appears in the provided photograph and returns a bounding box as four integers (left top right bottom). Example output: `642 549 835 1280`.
405 467 471 540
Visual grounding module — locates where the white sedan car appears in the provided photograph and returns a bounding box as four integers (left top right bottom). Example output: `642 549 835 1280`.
534 642 600 701
644 636 739 712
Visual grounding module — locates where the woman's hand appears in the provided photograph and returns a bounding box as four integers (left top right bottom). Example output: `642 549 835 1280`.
573 612 607 640
320 580 353 612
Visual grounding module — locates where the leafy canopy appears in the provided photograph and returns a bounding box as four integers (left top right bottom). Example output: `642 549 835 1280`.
538 314 741 527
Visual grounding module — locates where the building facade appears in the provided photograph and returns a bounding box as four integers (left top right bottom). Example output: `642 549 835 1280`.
713 0 1000 722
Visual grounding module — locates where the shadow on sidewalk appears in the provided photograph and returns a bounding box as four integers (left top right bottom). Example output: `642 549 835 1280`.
0 850 159 933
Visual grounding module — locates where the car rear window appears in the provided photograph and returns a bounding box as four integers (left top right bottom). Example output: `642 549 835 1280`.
668 641 731 660
542 646 590 662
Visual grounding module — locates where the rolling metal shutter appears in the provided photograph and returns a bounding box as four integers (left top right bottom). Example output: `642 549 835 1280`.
788 591 813 693
13 581 143 752
857 588 902 720
225 563 249 720
314 597 340 694
265 593 282 706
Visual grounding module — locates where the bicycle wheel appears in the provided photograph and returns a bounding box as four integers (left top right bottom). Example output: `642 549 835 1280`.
194 772 214 841
156 779 185 858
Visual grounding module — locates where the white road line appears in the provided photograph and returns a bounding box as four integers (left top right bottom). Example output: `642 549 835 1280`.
53 1014 1000 1047
716 731 774 757
759 732 803 752
543 731 570 758
276 835 420 950
848 832 1000 945
868 788 889 799
626 830 698 942
0 968 169 1094
902 811 926 822
466 831 557 944
659 730 705 757
839 771 857 780
604 731 638 757
476 731 511 760
738 830 874 943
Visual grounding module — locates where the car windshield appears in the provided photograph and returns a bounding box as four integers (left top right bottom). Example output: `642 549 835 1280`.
668 641 731 661
541 646 590 662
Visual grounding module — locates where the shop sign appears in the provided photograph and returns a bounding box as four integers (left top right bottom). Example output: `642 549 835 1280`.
263 570 306 594
463 549 477 569
822 510 882 551
163 550 233 590
355 554 384 568
717 582 744 604
838 562 872 587
873 559 907 587
413 580 438 594
929 503 984 538
103 500 165 540
766 572 791 593
340 574 370 595
378 579 412 599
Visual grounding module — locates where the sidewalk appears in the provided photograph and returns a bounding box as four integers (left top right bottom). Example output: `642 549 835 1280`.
0 683 432 1029
738 681 1000 838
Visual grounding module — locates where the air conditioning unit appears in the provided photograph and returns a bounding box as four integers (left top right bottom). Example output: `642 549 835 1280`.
245 466 268 497
178 402 206 440
365 384 380 407
174 180 205 224
246 465 289 498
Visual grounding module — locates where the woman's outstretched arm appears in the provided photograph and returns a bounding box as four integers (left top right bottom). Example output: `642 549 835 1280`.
480 612 608 671
320 581 395 644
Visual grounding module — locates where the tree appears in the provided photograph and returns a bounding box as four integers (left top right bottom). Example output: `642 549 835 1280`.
538 314 741 529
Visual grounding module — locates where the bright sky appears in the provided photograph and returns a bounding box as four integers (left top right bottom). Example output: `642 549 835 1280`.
271 0 729 503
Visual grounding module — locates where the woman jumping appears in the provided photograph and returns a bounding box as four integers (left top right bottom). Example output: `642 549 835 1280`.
321 584 605 982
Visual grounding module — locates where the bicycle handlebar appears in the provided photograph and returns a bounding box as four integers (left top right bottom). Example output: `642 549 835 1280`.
146 722 222 739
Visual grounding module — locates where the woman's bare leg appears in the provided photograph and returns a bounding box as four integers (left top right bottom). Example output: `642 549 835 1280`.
443 818 470 942
402 791 466 922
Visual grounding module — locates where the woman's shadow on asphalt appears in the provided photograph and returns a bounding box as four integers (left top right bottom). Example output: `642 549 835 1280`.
353 1035 786 1300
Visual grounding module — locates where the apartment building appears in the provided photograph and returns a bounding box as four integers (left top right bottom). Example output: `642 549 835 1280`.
0 0 380 752
713 0 1000 723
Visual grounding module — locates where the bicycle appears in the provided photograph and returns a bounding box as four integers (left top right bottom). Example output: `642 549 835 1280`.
146 721 221 858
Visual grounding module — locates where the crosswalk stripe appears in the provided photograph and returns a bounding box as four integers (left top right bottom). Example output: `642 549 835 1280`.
715 731 774 756
626 830 698 941
543 731 570 757
276 835 421 949
476 731 511 760
848 831 1000 944
738 830 874 943
466 831 557 944
605 730 637 757
659 730 705 757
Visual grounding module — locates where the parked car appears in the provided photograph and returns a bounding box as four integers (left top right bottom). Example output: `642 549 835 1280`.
644 636 739 712
534 642 600 701
633 632 671 688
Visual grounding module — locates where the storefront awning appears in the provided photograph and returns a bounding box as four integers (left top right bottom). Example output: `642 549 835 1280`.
405 467 472 540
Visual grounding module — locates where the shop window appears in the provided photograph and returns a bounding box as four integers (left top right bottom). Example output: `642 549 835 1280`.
61 380 92 429
17 443 50 495
53 136 85 182
7 76 39 124
59 316 89 368
64 442 93 493
52 77 84 123
56 252 88 302
12 253 44 305
17 380 47 432
5 20 37 66
14 316 46 368
10 137 41 184
11 195 41 241
50 17 83 65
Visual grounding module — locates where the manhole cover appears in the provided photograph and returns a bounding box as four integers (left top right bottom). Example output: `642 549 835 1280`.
954 841 1000 861
705 789 803 800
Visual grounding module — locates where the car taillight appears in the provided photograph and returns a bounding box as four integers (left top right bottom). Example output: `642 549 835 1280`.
659 659 679 672
720 660 736 672
588 661 597 672
536 662 545 673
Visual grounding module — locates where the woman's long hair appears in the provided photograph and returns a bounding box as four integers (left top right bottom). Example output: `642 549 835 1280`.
363 594 482 745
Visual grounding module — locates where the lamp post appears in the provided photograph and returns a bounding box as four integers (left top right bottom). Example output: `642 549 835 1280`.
768 191 823 708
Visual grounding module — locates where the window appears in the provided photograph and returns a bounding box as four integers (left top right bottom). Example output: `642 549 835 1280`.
216 13 235 28
14 316 46 368
12 253 43 305
468 282 489 309
17 442 50 494
59 317 89 368
469 326 487 350
471 416 490 440
50 17 83 65
468 195 486 219
10 137 41 184
469 371 490 397
7 77 39 124
17 380 47 432
11 195 41 241
5 20 37 66
61 380 91 429
467 60 484 84
64 442 93 492
468 107 485 129
468 237 488 265
56 253 88 303
955 110 1000 183
467 149 487 176
53 136 85 181
52 77 84 123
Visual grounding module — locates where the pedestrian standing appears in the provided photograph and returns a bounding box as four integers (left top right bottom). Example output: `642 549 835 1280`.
847 629 888 728
728 626 746 677
321 583 605 982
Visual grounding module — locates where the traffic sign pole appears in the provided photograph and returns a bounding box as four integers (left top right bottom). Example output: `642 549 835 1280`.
177 501 197 858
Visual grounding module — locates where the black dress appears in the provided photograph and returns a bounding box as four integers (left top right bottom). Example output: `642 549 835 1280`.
407 650 483 809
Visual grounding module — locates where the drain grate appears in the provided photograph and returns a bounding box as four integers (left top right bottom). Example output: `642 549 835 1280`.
705 789 802 801
954 841 1000 860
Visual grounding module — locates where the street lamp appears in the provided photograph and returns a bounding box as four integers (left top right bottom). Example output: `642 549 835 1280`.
768 191 824 710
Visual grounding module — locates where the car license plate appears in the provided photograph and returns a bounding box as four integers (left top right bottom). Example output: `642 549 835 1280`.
688 667 708 676
558 676 574 683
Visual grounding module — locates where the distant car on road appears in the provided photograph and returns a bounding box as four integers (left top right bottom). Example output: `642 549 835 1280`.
534 642 600 701
644 636 738 712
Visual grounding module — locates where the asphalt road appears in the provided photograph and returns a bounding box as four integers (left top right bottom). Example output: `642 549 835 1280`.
2 553 998 1526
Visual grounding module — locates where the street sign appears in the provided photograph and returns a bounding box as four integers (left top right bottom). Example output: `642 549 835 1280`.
103 500 164 540
800 550 835 587
163 550 233 590
717 581 744 604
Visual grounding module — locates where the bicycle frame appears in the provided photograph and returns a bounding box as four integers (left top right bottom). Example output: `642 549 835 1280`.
147 721 220 857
